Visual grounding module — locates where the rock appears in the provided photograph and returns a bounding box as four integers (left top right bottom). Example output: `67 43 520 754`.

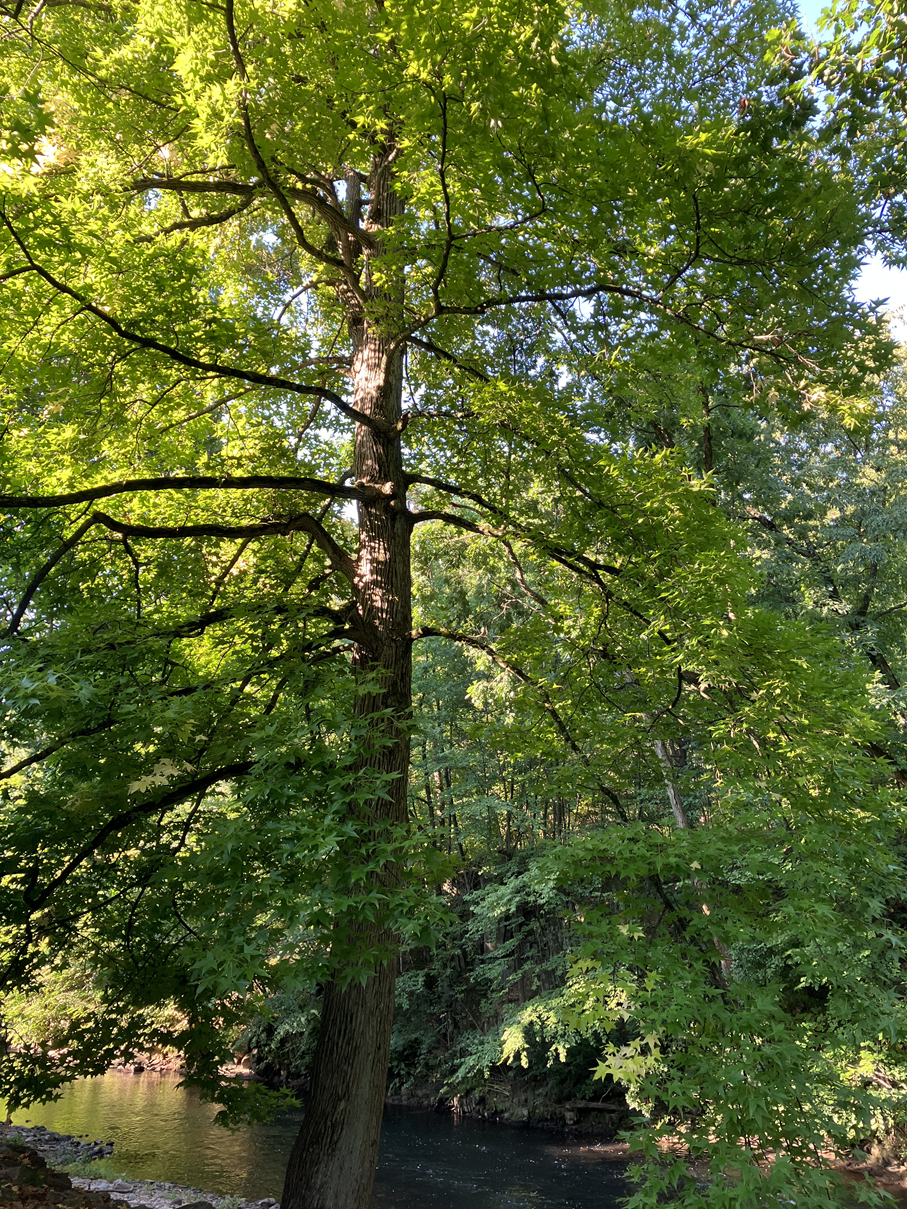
3 1132 273 1209
1 1164 48 1188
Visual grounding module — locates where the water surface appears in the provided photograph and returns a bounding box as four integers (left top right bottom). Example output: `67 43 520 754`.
7 1071 627 1208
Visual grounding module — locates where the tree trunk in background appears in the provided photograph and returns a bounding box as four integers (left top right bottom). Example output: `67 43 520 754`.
652 738 693 830
281 160 411 1209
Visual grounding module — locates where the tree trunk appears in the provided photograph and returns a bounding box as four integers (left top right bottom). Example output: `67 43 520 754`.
652 737 693 830
281 157 411 1209
280 963 397 1209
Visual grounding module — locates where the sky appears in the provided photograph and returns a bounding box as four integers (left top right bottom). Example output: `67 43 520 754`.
795 0 907 336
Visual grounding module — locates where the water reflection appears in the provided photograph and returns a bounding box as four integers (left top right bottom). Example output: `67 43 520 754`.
6 1072 627 1208
375 1109 626 1208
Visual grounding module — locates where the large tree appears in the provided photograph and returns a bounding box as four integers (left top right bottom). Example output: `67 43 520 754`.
0 1 892 1205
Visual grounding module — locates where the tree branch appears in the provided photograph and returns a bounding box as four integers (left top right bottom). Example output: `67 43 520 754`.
419 280 805 367
409 508 670 643
130 178 376 253
405 473 510 519
0 212 384 434
0 720 115 782
87 511 354 576
874 599 907 620
500 538 551 611
156 388 256 433
408 507 622 579
23 760 256 911
865 741 907 786
4 515 97 636
411 625 582 754
0 474 376 509
3 510 355 637
223 1 368 294
406 336 490 382
134 195 255 243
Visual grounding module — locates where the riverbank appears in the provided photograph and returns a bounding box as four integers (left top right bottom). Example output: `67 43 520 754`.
1 1130 277 1209
1 1091 631 1209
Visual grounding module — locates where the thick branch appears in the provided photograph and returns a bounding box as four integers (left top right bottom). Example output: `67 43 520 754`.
410 508 670 643
86 511 353 577
406 336 491 382
222 6 368 291
4 515 96 636
236 113 362 291
3 510 354 637
23 760 255 911
408 507 622 579
865 741 907 787
131 177 376 252
0 213 383 434
424 281 804 367
406 474 510 520
0 720 114 781
134 195 255 243
875 599 907 620
0 474 375 509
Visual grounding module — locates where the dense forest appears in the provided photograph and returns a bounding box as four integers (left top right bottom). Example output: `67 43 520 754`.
3 0 907 1205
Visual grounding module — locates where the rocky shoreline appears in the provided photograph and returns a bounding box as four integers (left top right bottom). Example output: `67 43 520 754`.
1 1129 277 1209
10 1106 906 1207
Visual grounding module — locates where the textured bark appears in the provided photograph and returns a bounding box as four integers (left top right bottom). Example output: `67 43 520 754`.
281 155 411 1209
281 963 397 1209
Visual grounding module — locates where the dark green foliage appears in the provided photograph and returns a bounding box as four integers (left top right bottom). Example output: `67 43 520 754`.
388 862 620 1116
241 992 322 1088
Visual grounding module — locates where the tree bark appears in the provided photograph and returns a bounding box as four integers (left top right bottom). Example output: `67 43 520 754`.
652 737 694 830
281 156 411 1209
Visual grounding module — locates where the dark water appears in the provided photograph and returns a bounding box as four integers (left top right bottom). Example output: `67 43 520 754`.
6 1072 627 1208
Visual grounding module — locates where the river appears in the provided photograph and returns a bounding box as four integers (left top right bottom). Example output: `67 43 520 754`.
6 1071 628 1208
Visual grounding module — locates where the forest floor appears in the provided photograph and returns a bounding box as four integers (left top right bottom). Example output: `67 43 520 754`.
832 1156 907 1206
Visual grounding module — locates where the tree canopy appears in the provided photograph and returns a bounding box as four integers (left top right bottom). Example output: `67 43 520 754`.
1 0 906 1206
